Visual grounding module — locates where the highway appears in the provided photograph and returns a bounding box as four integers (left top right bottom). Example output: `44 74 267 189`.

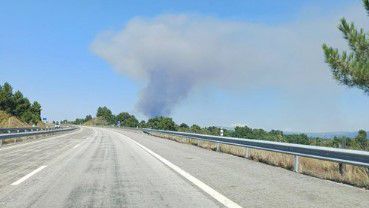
0 127 368 208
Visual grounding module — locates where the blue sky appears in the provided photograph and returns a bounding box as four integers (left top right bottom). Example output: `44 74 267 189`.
1 0 368 132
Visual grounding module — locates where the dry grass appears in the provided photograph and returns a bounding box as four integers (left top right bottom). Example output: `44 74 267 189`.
0 110 29 128
84 117 109 126
1 132 53 145
300 158 369 188
2 137 26 145
150 132 369 189
0 110 47 128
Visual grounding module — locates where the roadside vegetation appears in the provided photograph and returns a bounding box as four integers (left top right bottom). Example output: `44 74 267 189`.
0 111 29 128
70 106 368 152
152 132 369 189
0 82 42 127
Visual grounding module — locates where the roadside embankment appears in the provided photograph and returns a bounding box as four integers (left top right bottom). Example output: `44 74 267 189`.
148 131 369 189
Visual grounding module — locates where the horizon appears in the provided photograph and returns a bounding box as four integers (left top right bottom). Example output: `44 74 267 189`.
1 0 369 132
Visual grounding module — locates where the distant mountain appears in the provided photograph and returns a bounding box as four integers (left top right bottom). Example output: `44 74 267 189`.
287 131 369 139
219 125 367 139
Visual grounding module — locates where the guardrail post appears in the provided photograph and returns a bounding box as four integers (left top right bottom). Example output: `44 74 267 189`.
339 163 346 175
294 155 300 173
0 139 2 147
245 147 250 158
216 143 220 152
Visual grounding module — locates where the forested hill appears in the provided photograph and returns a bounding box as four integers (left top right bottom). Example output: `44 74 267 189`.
0 82 42 127
299 132 369 139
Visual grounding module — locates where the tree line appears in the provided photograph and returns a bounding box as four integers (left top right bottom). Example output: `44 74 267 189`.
0 82 42 125
70 106 368 151
71 106 140 127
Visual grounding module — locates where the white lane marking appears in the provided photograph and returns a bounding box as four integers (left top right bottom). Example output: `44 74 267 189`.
122 134 243 208
73 144 80 149
11 166 47 185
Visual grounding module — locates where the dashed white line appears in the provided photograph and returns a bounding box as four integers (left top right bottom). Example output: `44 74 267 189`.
73 144 80 149
11 166 47 186
121 134 243 208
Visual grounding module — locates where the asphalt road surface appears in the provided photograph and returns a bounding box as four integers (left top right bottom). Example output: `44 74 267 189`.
0 127 368 208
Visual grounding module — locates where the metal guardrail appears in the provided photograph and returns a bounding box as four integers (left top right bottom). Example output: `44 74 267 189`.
143 128 369 172
0 127 54 134
0 127 77 141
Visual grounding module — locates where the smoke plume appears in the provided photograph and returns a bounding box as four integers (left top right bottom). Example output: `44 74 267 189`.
91 10 364 117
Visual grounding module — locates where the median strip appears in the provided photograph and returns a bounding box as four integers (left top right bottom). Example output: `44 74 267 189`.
11 166 47 186
0 127 82 151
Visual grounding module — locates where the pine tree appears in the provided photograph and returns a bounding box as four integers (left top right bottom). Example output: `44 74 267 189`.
322 0 369 93
0 82 42 125
354 129 368 149
0 82 15 114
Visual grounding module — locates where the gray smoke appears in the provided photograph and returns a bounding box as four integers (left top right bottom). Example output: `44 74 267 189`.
91 15 250 117
137 69 194 116
91 10 365 117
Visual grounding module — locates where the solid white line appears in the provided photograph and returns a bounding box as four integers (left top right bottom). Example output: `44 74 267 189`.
11 166 47 185
122 134 243 208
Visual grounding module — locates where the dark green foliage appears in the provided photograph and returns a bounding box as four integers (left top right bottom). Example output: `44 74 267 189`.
73 118 86 125
31 101 41 121
177 123 190 132
270 130 284 136
323 0 369 93
284 133 310 145
205 126 221 135
71 115 93 125
138 120 146 128
146 116 177 131
354 130 368 149
13 91 31 117
179 123 189 129
228 125 367 149
0 82 42 124
60 120 68 124
96 106 114 124
231 126 288 142
178 123 222 135
116 112 139 127
85 115 93 121
0 83 15 114
190 124 202 133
